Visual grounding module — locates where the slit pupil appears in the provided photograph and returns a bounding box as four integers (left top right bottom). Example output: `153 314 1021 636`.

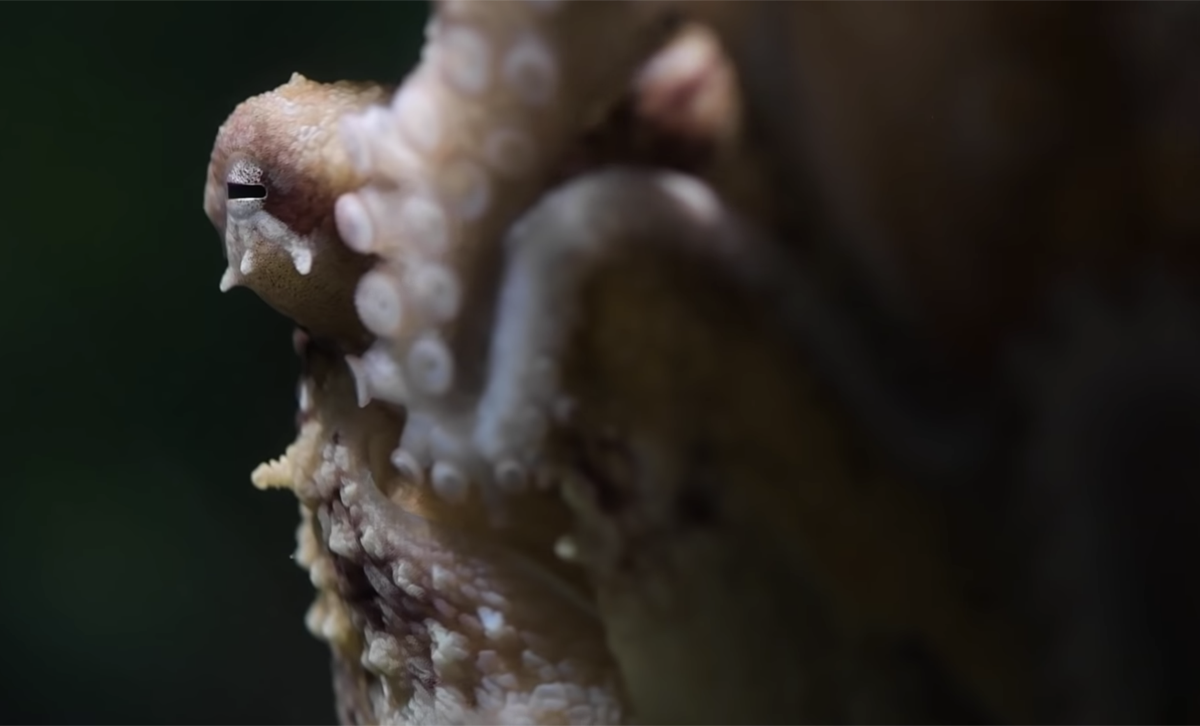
227 182 267 200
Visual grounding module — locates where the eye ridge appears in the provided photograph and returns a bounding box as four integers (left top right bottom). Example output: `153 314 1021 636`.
227 181 268 200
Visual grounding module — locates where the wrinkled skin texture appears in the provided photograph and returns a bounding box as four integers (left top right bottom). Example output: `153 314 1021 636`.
205 3 1200 724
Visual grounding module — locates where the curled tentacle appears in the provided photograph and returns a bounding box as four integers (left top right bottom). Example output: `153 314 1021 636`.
480 167 1004 492
475 167 1035 722
474 169 739 473
326 14 767 513
334 0 682 425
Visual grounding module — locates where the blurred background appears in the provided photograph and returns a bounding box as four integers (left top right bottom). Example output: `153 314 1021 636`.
0 4 428 723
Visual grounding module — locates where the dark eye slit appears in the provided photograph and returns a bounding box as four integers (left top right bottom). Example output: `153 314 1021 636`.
227 182 267 200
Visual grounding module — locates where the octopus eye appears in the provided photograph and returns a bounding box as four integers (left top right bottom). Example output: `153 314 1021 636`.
227 182 267 200
224 163 268 222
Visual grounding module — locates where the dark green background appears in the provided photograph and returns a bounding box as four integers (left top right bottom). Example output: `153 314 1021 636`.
0 3 427 723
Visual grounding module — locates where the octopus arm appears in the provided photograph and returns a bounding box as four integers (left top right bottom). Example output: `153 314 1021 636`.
474 167 1038 722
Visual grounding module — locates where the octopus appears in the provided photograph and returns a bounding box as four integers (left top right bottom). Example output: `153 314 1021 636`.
203 2 1200 724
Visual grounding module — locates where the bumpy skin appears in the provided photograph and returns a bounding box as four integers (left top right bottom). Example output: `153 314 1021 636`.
206 2 1200 724
205 74 390 346
257 336 624 724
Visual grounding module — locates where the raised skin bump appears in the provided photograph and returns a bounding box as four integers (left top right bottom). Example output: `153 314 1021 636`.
204 73 393 345
281 344 623 724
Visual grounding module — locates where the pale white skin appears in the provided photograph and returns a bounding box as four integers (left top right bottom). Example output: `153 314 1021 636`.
261 338 625 725
328 1 699 508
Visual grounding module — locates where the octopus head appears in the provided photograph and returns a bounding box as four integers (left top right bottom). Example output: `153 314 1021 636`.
204 73 392 345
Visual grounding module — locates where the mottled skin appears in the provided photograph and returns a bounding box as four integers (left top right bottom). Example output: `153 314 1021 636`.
259 337 626 724
206 3 1200 724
